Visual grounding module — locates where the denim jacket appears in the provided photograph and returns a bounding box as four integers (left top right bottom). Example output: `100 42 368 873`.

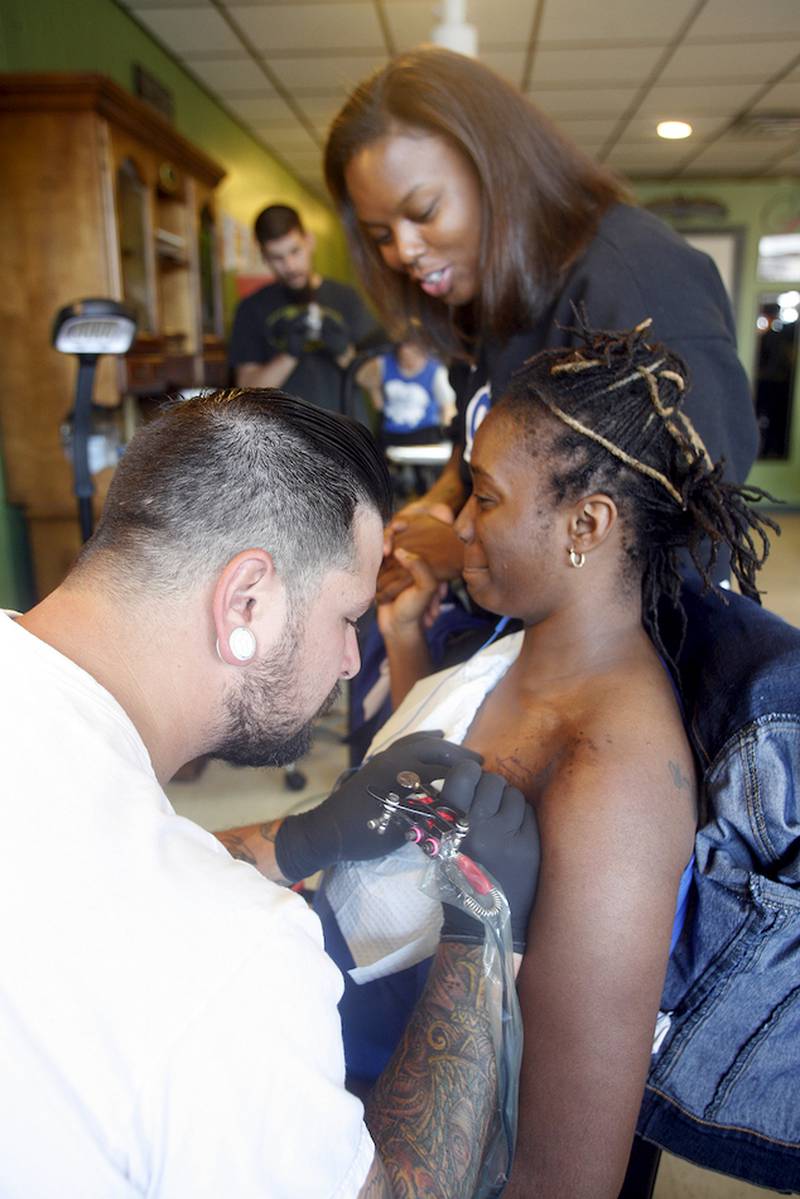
637 584 800 1193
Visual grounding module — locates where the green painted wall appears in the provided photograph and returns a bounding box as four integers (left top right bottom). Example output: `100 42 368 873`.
634 178 800 506
0 452 33 611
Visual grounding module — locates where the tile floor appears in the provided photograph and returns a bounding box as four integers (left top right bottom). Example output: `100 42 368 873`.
168 509 800 1199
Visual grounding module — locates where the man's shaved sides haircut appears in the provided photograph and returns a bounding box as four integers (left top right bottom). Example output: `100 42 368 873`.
75 389 393 598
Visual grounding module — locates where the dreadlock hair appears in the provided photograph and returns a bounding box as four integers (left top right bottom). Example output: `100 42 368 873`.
495 311 780 663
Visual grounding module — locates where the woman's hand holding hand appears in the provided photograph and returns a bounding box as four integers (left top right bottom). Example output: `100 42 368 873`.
378 505 464 604
377 548 447 640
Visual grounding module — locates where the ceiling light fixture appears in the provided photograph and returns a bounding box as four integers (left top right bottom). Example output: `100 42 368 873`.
431 0 477 58
657 120 693 140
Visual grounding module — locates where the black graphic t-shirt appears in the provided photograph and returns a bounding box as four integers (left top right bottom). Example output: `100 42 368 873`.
228 278 380 413
451 203 758 489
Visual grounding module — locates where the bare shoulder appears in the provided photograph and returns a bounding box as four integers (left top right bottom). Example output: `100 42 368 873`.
541 658 697 866
469 640 696 868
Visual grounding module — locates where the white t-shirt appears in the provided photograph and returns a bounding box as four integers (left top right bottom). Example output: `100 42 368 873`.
0 613 374 1198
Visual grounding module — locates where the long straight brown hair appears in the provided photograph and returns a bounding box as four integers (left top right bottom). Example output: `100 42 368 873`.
325 47 626 360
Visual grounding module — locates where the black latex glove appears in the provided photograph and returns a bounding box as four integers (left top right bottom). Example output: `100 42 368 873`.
274 732 483 883
318 313 351 359
284 310 310 359
439 761 540 952
262 311 307 359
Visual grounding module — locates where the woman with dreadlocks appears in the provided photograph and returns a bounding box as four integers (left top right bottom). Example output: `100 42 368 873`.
316 319 777 1199
325 47 758 603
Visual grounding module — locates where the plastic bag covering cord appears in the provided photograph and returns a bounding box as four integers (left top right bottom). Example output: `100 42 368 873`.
419 847 523 1198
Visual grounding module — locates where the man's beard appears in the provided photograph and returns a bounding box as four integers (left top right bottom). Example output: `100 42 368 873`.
211 619 340 769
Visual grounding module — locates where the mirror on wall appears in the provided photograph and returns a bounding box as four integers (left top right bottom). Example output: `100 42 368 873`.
683 229 743 310
754 291 798 460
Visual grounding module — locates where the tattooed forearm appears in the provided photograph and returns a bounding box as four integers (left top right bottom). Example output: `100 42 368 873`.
214 818 289 883
366 943 498 1199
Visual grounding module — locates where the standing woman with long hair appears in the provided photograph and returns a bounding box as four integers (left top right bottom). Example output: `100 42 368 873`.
324 47 758 598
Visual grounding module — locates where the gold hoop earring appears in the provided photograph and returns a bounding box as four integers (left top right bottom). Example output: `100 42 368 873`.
568 547 586 569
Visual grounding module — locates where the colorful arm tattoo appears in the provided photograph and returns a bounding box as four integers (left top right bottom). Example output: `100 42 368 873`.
365 943 498 1198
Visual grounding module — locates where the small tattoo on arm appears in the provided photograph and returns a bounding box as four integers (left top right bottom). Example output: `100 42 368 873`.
668 760 692 791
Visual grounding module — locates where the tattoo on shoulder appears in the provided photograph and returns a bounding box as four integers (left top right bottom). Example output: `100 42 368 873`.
668 760 692 791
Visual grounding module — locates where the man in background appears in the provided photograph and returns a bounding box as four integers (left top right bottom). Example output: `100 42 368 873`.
229 204 380 414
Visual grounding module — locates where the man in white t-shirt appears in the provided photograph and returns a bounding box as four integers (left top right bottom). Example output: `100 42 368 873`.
1 389 538 1199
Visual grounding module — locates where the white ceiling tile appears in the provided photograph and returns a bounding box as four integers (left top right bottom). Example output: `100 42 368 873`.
293 94 347 123
762 164 800 177
224 93 299 123
538 0 696 44
658 41 800 84
555 116 619 144
266 54 387 92
228 0 373 6
683 140 793 170
385 0 534 53
180 48 250 62
383 2 437 52
637 82 765 117
769 148 800 167
186 57 274 93
226 3 384 52
754 80 800 111
530 87 639 117
463 0 537 46
530 44 665 86
133 6 243 53
605 142 693 168
250 123 321 153
678 163 763 178
724 133 800 156
122 0 800 185
688 0 800 40
479 50 527 87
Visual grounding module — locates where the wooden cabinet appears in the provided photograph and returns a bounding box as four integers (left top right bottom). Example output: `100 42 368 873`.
0 73 226 597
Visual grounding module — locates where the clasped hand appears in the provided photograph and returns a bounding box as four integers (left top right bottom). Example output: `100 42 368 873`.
377 504 465 607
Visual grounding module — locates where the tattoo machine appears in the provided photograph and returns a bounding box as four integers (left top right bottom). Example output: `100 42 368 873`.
368 772 523 1198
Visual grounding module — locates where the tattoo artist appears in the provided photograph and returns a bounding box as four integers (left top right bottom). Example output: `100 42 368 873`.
2 388 539 1199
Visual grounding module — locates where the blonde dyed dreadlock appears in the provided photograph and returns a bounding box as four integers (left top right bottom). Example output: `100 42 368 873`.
495 309 780 662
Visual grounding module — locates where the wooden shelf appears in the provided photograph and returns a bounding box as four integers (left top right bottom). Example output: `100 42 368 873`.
0 72 227 598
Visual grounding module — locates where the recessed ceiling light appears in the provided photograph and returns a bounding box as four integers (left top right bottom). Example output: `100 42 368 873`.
657 120 693 140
